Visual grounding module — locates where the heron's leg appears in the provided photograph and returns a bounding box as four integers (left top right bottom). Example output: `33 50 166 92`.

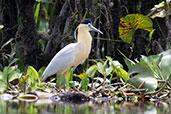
59 73 63 90
59 73 66 91
63 77 66 91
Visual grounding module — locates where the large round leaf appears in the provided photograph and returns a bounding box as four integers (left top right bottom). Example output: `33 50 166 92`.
160 55 171 83
119 14 153 44
127 63 157 92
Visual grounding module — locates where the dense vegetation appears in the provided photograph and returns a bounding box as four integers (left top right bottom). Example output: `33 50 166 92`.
0 0 170 102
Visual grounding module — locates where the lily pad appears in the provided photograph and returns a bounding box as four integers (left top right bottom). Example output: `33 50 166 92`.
17 94 38 102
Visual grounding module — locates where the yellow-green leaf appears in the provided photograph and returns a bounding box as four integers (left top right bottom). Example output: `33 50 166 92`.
86 65 97 79
73 73 88 80
116 68 128 82
27 66 39 83
119 14 153 44
81 78 89 90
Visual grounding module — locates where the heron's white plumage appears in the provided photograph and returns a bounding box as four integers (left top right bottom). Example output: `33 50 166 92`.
41 43 77 81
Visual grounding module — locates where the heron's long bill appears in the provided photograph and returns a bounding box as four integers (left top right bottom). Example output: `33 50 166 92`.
88 23 103 34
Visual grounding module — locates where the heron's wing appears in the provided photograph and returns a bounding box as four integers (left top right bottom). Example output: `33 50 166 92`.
41 43 77 81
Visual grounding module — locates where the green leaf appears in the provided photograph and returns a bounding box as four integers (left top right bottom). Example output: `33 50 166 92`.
127 63 157 92
140 54 163 80
86 65 97 79
97 62 105 75
8 71 21 82
19 74 30 86
82 8 88 21
108 57 129 82
118 49 135 69
68 81 79 88
141 55 162 67
97 62 109 76
119 14 154 44
65 68 73 86
110 60 123 68
0 80 7 93
81 78 89 90
105 65 113 76
1 67 13 81
34 0 40 24
38 67 46 78
124 58 135 69
116 68 128 82
149 29 155 41
27 66 39 83
8 58 19 67
160 55 171 83
73 73 88 80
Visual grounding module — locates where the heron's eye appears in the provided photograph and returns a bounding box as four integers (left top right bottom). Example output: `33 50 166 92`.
88 23 91 27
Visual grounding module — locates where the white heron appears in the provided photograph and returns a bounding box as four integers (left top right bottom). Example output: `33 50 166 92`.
41 18 103 84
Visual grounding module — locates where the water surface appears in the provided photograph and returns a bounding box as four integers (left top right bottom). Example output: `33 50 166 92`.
0 99 170 114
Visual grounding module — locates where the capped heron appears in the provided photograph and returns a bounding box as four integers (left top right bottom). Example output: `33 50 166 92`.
41 18 103 82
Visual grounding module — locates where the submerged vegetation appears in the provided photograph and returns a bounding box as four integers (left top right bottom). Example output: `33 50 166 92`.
0 0 170 105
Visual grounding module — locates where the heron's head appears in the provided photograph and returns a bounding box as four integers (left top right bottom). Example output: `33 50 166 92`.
74 18 103 39
80 18 103 34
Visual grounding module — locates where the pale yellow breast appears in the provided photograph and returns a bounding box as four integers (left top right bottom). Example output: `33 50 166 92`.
71 26 92 66
72 42 91 66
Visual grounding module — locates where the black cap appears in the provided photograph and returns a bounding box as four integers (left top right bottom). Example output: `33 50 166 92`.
81 18 92 24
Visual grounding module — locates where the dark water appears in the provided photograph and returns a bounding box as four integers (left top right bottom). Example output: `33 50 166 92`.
0 99 170 114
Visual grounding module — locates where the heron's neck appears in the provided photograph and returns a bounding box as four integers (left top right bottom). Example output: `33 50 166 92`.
77 28 92 45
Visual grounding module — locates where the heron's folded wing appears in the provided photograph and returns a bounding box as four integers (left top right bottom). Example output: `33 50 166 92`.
41 43 77 81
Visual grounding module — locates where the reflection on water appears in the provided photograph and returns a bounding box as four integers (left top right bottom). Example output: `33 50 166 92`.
0 99 170 114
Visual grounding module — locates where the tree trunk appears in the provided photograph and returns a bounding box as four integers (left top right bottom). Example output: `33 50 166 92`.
15 0 43 70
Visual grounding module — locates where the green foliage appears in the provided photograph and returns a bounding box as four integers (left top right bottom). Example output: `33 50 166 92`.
0 66 21 93
34 0 50 32
107 57 128 82
119 14 154 44
73 57 128 90
34 0 40 24
0 79 7 93
27 66 39 85
86 65 97 79
81 78 89 90
0 39 19 70
20 66 44 90
127 63 157 92
123 49 171 93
